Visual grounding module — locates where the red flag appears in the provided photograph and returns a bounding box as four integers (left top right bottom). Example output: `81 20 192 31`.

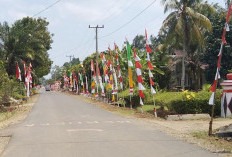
150 78 155 86
222 28 227 43
139 90 145 98
145 29 152 53
146 45 152 53
135 62 142 69
145 29 148 40
107 60 111 67
148 61 154 69
226 4 231 22
137 75 143 83
210 80 217 92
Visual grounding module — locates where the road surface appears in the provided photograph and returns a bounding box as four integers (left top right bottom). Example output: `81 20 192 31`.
1 92 218 157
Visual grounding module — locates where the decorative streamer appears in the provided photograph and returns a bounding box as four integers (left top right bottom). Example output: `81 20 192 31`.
91 60 96 97
208 1 231 135
126 40 133 109
96 60 105 97
134 49 145 112
145 29 157 117
115 43 123 90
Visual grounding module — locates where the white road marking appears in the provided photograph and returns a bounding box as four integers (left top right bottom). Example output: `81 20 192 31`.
105 121 114 123
24 124 34 127
51 122 65 126
67 129 104 132
24 120 131 127
41 123 50 126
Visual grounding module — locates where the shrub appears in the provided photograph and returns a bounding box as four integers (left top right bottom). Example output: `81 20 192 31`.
169 90 221 116
118 87 151 107
0 61 26 106
119 88 221 117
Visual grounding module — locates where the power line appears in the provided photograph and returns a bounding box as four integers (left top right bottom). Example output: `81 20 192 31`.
99 0 156 39
32 0 62 17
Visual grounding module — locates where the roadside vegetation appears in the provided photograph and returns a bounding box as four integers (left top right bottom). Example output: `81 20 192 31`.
0 17 53 112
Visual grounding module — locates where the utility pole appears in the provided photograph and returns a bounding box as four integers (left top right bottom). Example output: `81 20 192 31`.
89 25 104 83
66 55 74 63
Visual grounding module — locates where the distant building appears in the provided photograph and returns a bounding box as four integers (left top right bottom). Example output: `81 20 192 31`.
168 50 207 90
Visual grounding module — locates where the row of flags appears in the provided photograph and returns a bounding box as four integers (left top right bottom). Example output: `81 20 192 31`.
85 30 157 111
16 61 33 97
62 30 157 111
63 68 90 95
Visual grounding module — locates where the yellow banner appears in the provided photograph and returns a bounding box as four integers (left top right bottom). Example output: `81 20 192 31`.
128 67 133 88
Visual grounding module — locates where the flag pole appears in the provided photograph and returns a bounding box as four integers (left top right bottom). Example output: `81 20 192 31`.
208 43 224 136
130 95 132 109
208 0 231 133
153 94 157 117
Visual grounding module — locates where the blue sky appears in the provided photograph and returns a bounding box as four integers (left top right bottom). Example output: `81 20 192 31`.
0 0 225 68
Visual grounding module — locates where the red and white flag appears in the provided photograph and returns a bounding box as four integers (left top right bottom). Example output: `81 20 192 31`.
91 60 96 94
16 62 22 81
23 61 27 88
115 43 123 90
96 60 105 96
134 48 145 106
209 2 231 105
145 29 156 94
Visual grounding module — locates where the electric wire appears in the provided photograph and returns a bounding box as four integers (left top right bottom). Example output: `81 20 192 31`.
99 0 156 39
32 0 62 17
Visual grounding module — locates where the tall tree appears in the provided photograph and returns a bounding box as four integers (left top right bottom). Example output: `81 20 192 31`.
0 17 53 80
160 0 213 89
132 35 146 52
202 4 232 83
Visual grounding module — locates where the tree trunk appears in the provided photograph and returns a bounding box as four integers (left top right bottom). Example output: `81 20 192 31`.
181 11 188 90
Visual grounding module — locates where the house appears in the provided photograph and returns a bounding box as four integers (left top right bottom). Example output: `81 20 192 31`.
168 50 207 90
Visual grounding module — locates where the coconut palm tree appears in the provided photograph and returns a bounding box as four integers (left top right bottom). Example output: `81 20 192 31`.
160 0 214 89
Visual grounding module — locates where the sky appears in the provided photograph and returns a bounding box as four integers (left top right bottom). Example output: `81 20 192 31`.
0 0 226 69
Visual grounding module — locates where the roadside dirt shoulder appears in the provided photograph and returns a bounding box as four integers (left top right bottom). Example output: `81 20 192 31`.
0 94 39 156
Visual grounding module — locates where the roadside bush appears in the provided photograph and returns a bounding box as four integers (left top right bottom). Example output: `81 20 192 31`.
118 87 151 107
169 90 221 116
118 88 221 117
0 61 26 106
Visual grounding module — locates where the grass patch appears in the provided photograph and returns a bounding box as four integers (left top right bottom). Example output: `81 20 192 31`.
191 131 232 153
114 108 136 115
0 112 15 122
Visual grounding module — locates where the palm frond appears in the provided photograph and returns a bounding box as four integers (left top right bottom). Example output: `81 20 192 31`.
191 24 204 45
175 15 182 35
159 12 178 33
186 7 212 31
164 1 179 13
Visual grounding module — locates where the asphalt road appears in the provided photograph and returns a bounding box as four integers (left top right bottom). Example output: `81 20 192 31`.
1 91 218 157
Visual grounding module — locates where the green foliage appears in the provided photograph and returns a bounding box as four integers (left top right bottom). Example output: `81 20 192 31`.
0 61 26 106
118 87 152 107
202 84 212 91
119 88 221 117
169 91 221 116
154 92 183 106
0 17 53 81
202 5 232 83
